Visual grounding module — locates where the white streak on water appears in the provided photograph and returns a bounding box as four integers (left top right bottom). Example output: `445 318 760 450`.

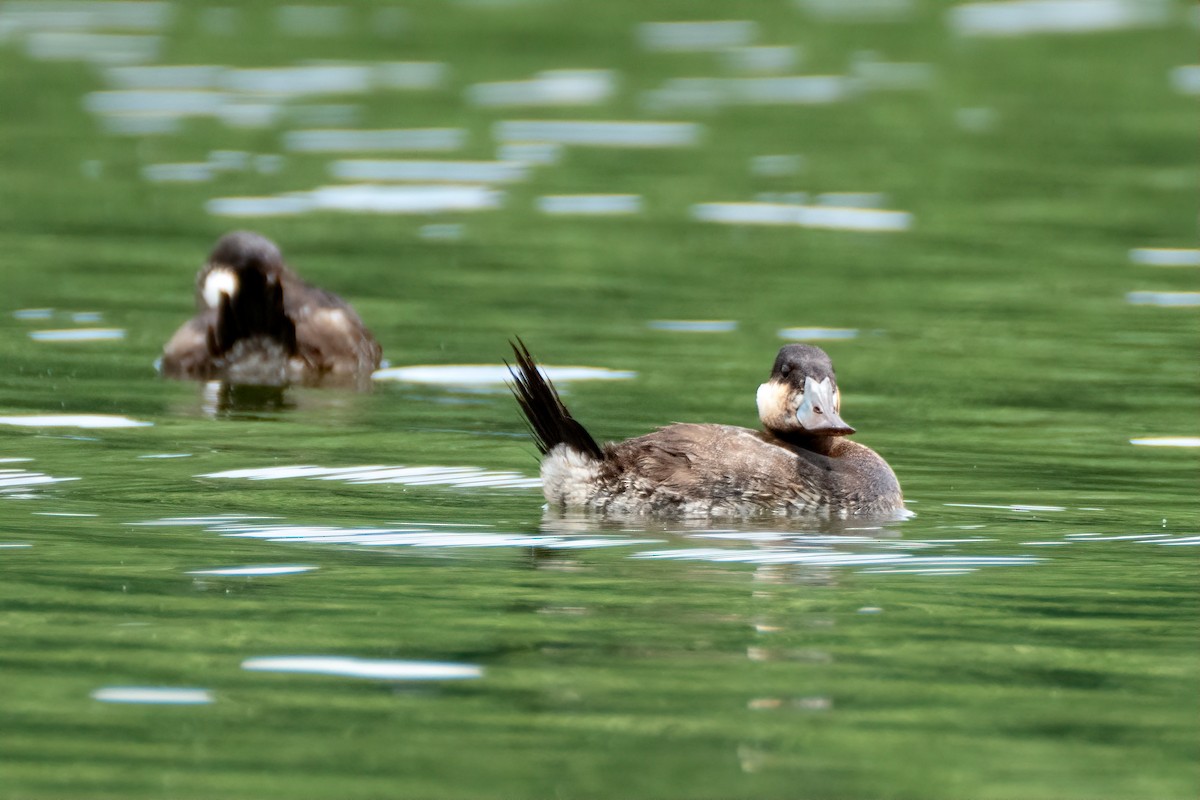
330 159 528 183
644 75 854 111
0 543 32 548
1064 533 1172 541
205 196 314 218
750 155 804 177
283 128 465 153
419 223 464 241
13 308 53 320
71 312 101 323
0 414 150 428
242 656 482 681
188 565 318 576
207 185 501 217
777 327 858 340
496 142 562 165
104 65 223 90
1171 66 1200 96
633 548 1039 568
648 320 738 333
26 32 159 64
1125 291 1200 307
91 687 213 705
851 57 935 91
723 46 799 75
372 364 636 385
1155 536 1200 546
537 194 642 216
1130 437 1200 447
0 2 171 31
468 70 616 107
494 120 701 148
99 114 178 136
637 20 758 52
128 515 279 526
29 328 125 341
692 202 912 231
816 192 887 208
85 90 227 116
199 463 542 489
276 5 348 37
141 163 214 183
1129 248 1200 267
948 0 1170 37
944 503 1065 512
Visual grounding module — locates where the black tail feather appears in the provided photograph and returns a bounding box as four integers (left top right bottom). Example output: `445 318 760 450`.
507 338 603 460
207 271 297 357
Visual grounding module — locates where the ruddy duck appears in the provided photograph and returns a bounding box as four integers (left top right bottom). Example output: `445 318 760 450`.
508 341 903 517
159 231 381 387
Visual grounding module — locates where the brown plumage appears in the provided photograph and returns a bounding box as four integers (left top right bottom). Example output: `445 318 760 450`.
508 341 904 518
160 231 382 387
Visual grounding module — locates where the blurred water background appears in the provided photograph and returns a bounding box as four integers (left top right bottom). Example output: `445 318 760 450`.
0 1 1197 798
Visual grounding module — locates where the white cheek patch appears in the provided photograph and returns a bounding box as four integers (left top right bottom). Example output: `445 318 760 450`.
202 268 238 308
756 379 792 426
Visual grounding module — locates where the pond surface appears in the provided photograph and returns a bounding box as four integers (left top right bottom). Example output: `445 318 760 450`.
0 2 1197 799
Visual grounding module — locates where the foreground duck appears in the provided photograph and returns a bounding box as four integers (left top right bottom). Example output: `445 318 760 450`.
160 231 381 386
508 341 903 517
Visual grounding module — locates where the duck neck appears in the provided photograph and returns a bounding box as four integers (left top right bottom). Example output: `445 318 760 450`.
772 430 843 456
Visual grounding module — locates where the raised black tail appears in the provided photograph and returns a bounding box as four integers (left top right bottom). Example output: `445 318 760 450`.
206 270 297 357
507 339 603 460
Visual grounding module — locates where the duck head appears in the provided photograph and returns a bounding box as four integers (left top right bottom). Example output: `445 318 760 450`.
756 344 855 438
196 231 287 310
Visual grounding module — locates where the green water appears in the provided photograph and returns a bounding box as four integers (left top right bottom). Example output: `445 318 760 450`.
0 2 1197 798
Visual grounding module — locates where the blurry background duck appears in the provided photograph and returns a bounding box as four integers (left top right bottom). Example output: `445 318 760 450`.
509 341 903 518
159 231 382 387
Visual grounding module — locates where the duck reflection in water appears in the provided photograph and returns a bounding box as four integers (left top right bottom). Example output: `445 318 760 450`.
159 231 382 390
509 339 904 518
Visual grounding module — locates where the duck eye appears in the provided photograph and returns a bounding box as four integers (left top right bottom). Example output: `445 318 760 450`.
780 365 791 377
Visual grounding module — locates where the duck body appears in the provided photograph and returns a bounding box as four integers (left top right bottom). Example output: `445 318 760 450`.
509 341 903 518
160 231 381 387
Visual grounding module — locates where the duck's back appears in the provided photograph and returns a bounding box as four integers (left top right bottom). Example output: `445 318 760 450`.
542 423 901 517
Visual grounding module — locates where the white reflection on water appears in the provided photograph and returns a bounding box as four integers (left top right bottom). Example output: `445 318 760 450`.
1128 248 1200 267
373 364 636 385
944 503 1065 512
692 202 913 231
199 464 542 489
468 69 616 107
330 159 528 183
188 565 318 576
1171 65 1200 96
537 194 641 216
276 5 348 37
749 154 804 177
648 320 738 333
142 163 214 183
851 55 935 91
13 308 53 320
724 46 799 75
208 185 502 217
644 75 854 111
636 20 758 52
242 656 482 681
0 2 171 32
283 128 465 153
493 120 701 148
91 687 213 705
496 142 562 165
948 0 1169 37
634 548 1038 569
0 414 150 428
29 328 125 342
1125 291 1200 307
26 32 159 64
778 327 858 341
1129 437 1200 447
